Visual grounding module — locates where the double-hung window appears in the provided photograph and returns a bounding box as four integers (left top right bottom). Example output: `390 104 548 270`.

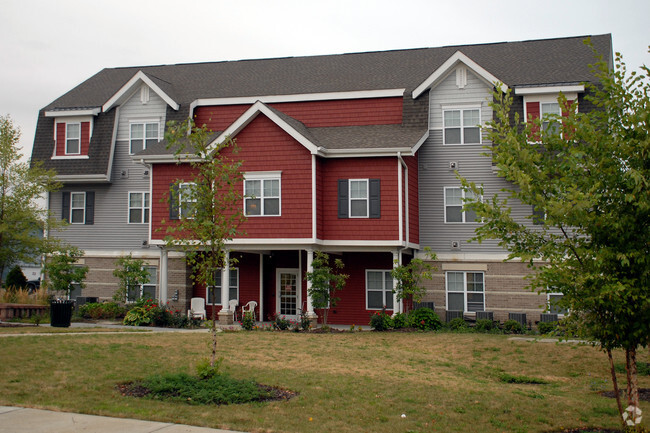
207 268 239 305
127 266 157 302
541 102 561 134
338 179 380 219
446 271 484 312
443 108 481 145
444 187 479 223
349 179 369 218
130 122 159 154
178 183 196 219
547 292 568 316
244 173 280 216
70 192 86 224
66 123 81 154
366 270 393 310
128 192 150 224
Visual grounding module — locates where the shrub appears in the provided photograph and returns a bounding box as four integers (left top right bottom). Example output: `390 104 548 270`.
271 313 291 330
391 312 409 329
79 302 127 320
537 320 558 335
369 309 393 331
475 319 497 333
196 357 224 379
5 266 27 290
123 298 159 326
408 308 442 331
240 311 255 331
447 317 470 331
503 319 524 334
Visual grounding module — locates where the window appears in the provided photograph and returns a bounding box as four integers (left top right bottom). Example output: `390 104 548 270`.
547 292 568 316
446 271 484 312
443 108 480 144
444 187 479 223
70 192 86 224
66 123 81 154
130 122 159 154
541 102 561 134
207 268 239 305
338 179 380 219
532 205 546 225
128 192 150 224
366 270 393 310
244 175 280 216
179 183 196 219
127 266 157 302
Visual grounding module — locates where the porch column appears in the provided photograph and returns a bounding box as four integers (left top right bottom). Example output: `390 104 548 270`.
159 247 168 304
218 250 234 325
305 249 318 327
392 250 401 315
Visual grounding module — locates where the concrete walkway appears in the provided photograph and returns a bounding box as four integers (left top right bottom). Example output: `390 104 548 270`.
0 406 246 433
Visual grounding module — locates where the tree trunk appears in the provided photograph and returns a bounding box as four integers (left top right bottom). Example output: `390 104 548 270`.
625 347 640 424
210 285 217 367
607 348 624 425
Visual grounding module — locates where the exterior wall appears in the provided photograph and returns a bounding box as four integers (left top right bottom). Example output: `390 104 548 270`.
405 154 419 244
193 97 403 132
320 157 400 241
116 88 167 142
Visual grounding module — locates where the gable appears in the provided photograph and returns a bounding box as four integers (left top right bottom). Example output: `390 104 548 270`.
102 71 179 113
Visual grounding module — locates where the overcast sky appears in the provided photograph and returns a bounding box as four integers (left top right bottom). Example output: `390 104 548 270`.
1 0 648 162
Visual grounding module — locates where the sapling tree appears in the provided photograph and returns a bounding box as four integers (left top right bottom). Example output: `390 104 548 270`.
162 118 245 368
112 254 151 302
460 44 649 428
391 247 437 313
44 246 88 299
305 251 348 326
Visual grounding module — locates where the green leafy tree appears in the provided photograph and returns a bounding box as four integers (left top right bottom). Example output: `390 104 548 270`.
5 265 27 290
112 254 151 302
460 46 649 428
391 247 437 313
44 246 88 298
0 115 62 284
305 251 348 326
162 118 245 367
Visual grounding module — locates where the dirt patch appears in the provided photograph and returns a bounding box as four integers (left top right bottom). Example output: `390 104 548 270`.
546 429 622 433
599 387 650 402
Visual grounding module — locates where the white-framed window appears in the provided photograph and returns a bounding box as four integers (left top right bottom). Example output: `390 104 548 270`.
349 179 369 218
547 292 568 316
128 192 150 224
541 102 561 134
366 270 394 310
444 187 479 223
127 266 157 302
207 268 239 305
66 123 81 154
244 173 280 216
70 192 86 224
130 122 159 154
443 108 481 145
446 271 484 312
179 182 196 219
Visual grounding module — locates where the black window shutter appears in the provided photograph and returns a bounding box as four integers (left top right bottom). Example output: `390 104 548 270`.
85 191 95 225
61 192 70 222
338 179 348 218
369 179 381 218
169 183 179 220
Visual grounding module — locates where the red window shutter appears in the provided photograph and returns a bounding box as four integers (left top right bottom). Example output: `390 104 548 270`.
81 122 91 155
562 100 575 139
526 101 541 140
56 123 66 156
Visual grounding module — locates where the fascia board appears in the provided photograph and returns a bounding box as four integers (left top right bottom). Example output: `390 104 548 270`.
44 108 100 117
55 174 110 183
412 51 508 98
514 84 585 95
410 130 430 154
102 71 180 112
137 154 199 164
319 147 414 158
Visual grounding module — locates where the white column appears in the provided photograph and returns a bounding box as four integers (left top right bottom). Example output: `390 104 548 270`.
159 247 168 303
258 253 264 322
221 250 230 310
306 249 315 315
392 250 401 315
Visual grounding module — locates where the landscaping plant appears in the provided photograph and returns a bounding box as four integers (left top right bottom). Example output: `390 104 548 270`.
304 251 348 326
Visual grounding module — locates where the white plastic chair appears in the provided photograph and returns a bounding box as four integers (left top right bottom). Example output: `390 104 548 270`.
187 297 206 320
242 301 257 320
228 299 239 321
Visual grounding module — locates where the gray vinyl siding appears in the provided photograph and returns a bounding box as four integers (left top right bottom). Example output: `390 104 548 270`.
49 85 167 250
419 69 532 254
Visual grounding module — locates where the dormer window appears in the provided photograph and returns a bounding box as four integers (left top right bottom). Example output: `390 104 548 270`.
130 122 159 154
65 123 81 154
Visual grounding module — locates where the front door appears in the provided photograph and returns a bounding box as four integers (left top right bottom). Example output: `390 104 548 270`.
276 269 300 320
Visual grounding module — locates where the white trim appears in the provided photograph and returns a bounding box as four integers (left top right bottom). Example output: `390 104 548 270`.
127 191 150 224
397 158 403 243
445 270 485 313
55 174 110 183
129 120 160 155
311 155 317 240
106 106 120 183
51 155 90 160
70 191 86 224
441 263 488 271
102 71 180 112
65 122 81 155
413 51 508 98
189 88 406 115
547 292 567 317
515 84 584 95
318 147 415 158
244 174 281 217
442 106 482 146
243 171 282 179
259 254 264 321
411 130 430 154
45 108 100 117
348 179 369 218
444 186 481 223
208 101 319 155
365 269 394 310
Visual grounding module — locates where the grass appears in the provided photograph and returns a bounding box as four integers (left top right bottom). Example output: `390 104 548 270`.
0 330 648 433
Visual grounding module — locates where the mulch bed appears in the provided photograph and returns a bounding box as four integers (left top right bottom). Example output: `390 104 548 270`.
116 382 297 403
600 387 650 402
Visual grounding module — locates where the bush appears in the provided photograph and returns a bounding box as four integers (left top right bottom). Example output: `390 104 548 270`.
369 309 393 331
5 266 27 290
240 311 255 331
408 308 442 331
475 319 497 333
503 319 524 334
271 313 291 330
447 317 470 331
537 320 558 335
79 302 127 320
391 312 409 329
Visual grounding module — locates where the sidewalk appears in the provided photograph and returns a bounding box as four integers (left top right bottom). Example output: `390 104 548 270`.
0 406 246 433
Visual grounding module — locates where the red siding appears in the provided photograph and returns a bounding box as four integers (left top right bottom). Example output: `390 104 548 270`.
80 122 90 155
55 123 65 156
526 101 541 139
192 97 403 132
320 157 400 241
405 154 419 244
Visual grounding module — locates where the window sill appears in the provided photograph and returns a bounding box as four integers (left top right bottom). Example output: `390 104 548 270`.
51 155 90 160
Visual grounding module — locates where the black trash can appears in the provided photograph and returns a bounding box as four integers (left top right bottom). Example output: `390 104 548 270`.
50 300 74 327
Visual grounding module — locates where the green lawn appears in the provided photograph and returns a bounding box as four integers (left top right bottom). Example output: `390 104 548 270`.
0 330 647 433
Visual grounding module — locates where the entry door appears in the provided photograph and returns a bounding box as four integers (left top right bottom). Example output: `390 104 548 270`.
276 269 300 320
